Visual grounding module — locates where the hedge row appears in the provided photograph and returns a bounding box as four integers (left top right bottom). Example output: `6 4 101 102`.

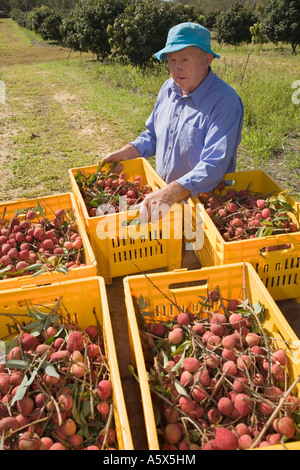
9 0 299 66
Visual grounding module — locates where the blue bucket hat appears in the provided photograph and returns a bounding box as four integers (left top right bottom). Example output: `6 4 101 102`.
154 22 220 60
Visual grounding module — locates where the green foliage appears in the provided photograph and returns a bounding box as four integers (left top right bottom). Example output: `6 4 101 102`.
9 7 29 27
59 8 83 51
215 2 257 45
27 5 52 33
6 0 79 12
68 0 127 59
203 10 220 30
250 22 268 45
38 12 63 42
261 0 300 53
108 0 198 67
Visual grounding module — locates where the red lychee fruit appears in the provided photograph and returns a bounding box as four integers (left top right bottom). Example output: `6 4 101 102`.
97 379 112 400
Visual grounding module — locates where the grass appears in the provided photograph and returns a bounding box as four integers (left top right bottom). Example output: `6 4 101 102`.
0 18 299 202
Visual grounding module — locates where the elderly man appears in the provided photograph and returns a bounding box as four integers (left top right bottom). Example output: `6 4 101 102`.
102 22 244 221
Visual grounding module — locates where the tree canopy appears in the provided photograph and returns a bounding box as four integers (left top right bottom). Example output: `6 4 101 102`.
261 0 300 53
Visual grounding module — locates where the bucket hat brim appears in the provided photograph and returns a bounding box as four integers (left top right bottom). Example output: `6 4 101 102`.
154 44 220 60
154 22 220 61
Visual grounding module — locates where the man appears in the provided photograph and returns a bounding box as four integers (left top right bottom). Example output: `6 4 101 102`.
102 22 244 221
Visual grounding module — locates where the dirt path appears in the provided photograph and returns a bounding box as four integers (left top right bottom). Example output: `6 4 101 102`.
0 18 126 201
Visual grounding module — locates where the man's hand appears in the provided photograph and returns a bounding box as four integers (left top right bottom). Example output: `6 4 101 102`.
101 144 140 173
139 181 190 223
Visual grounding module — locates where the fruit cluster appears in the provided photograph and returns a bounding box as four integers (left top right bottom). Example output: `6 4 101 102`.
75 162 153 217
136 289 300 450
0 304 116 450
0 205 86 280
199 184 298 245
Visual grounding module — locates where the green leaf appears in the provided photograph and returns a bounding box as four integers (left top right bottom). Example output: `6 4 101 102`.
174 378 189 397
0 265 14 274
128 364 140 383
153 384 168 394
81 400 92 418
263 227 274 236
32 268 47 277
43 362 60 378
138 294 149 311
5 359 27 370
171 350 186 373
23 263 44 271
11 370 37 406
171 340 191 357
161 349 169 369
56 265 69 275
36 199 45 219
255 226 267 238
253 301 265 322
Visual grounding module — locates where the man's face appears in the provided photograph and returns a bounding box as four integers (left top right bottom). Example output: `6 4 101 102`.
167 46 213 95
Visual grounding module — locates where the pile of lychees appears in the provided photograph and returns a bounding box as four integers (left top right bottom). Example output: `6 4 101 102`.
0 204 86 280
137 289 300 450
198 183 298 246
0 303 116 450
75 162 153 217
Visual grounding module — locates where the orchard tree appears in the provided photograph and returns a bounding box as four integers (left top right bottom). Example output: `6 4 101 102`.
70 0 127 60
203 10 220 30
39 12 63 42
59 8 84 52
27 5 51 32
261 0 300 53
215 2 257 45
108 0 198 67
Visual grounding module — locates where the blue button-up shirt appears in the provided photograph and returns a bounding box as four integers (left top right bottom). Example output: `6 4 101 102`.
130 68 244 197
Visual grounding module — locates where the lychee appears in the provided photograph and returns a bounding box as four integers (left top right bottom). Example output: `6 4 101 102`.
217 397 234 416
20 333 39 352
276 416 295 439
97 379 112 400
163 423 183 445
214 427 238 450
168 328 184 345
67 331 84 352
234 393 253 417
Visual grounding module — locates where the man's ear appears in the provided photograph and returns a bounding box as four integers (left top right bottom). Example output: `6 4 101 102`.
205 53 214 67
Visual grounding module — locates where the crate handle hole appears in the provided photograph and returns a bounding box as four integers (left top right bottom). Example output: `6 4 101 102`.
168 279 208 291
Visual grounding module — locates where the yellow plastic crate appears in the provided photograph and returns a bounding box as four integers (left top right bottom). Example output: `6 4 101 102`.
123 263 300 450
0 276 134 450
69 158 183 284
0 193 97 289
188 170 300 301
